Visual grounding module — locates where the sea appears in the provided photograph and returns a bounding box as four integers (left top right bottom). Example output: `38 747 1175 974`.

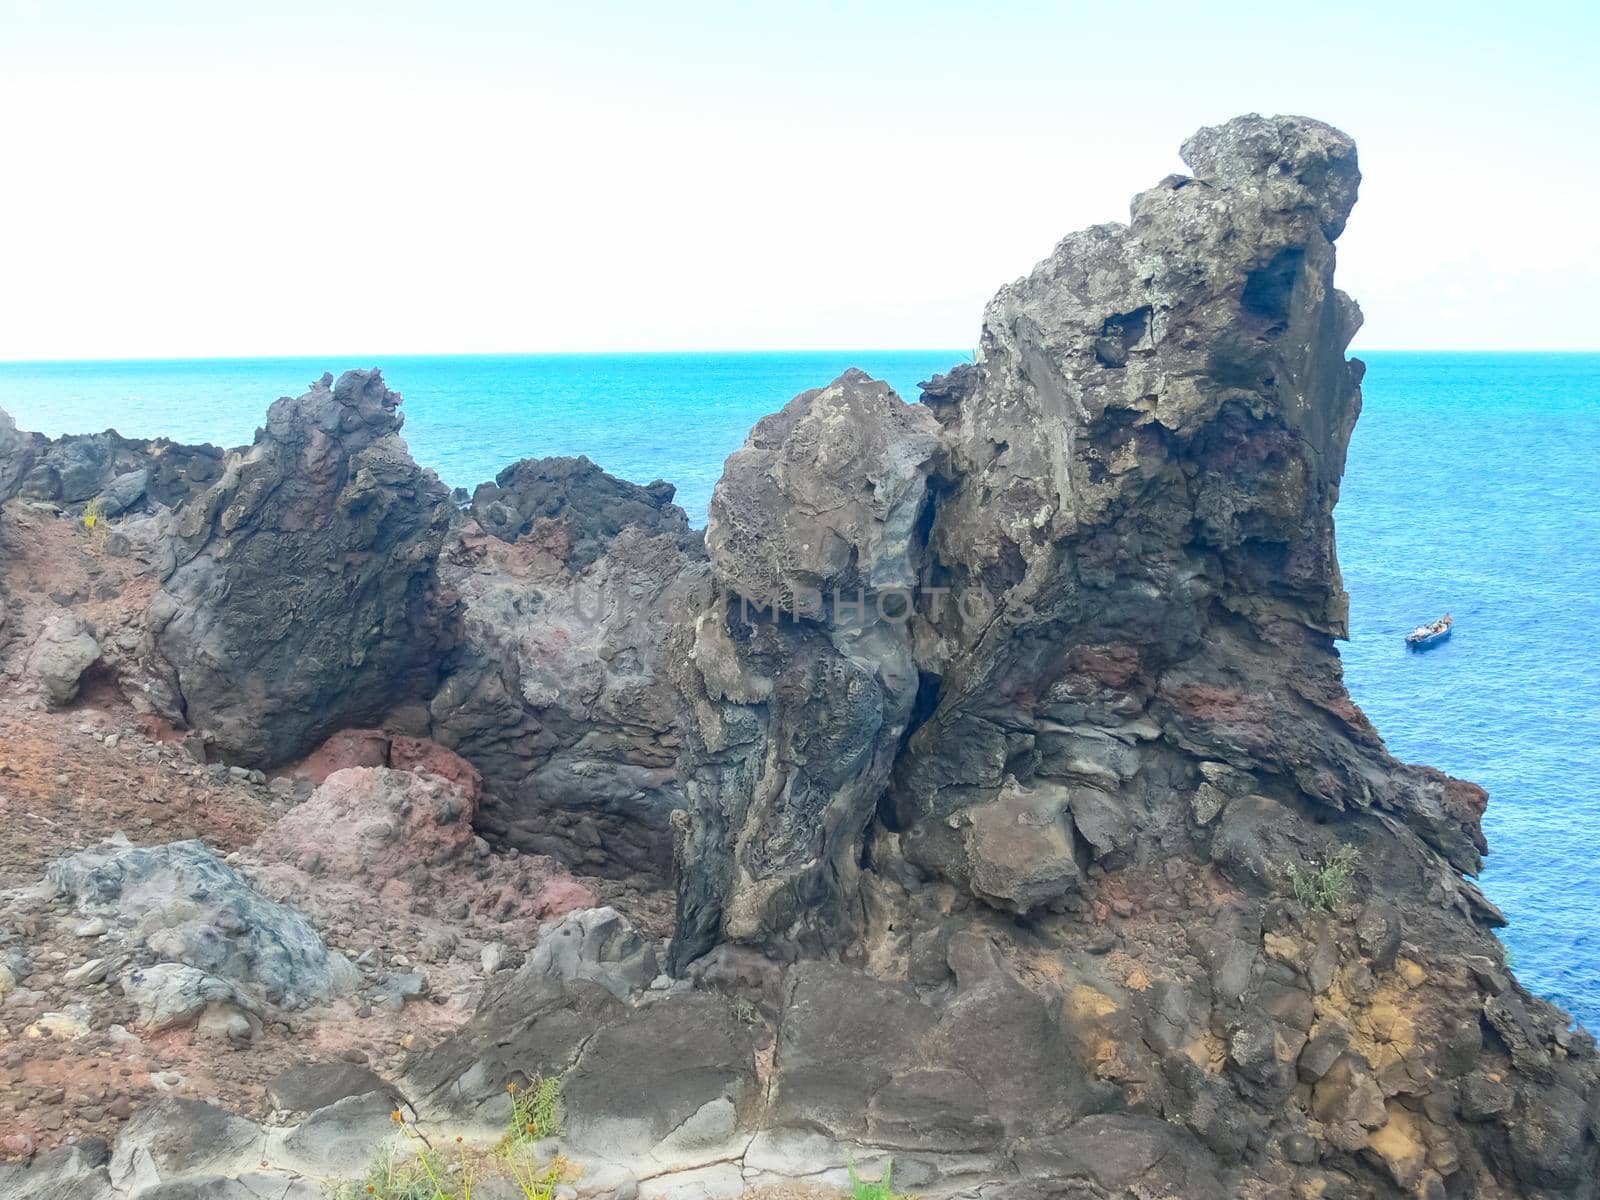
3 350 1597 1027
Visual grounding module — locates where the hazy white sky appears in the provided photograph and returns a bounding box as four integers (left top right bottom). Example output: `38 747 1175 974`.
2 0 1596 359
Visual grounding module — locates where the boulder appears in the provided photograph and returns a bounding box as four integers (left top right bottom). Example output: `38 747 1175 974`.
120 963 260 1034
26 612 100 706
252 765 477 885
265 1063 397 1116
48 839 357 1008
0 1139 114 1200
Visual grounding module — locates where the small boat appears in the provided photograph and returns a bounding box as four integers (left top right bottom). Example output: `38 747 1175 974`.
1406 613 1453 650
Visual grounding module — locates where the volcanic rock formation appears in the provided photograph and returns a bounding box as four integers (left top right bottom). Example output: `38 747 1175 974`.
1 115 1595 1200
426 460 708 882
631 113 1596 1194
144 369 454 766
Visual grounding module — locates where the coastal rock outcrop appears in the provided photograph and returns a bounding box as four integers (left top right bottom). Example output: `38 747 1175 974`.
426 459 707 882
145 369 454 766
2 115 1594 1200
649 113 1598 1196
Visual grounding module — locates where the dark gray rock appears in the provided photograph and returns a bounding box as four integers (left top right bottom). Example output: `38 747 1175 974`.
643 114 1595 1196
95 468 149 517
107 1098 263 1194
0 1139 113 1200
1459 1072 1513 1121
470 454 694 569
562 990 756 1154
1014 1114 1228 1199
667 369 940 967
0 406 38 499
146 369 453 766
265 1062 396 1115
0 416 225 512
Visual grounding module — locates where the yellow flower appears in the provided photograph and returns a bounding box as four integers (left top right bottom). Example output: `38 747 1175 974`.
507 1081 519 1093
390 1109 405 1123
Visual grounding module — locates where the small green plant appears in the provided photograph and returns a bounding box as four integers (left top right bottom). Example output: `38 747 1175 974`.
1288 845 1360 912
82 498 108 530
728 995 757 1024
505 1152 571 1200
848 1154 909 1200
502 1076 563 1151
332 1111 482 1200
335 1142 454 1200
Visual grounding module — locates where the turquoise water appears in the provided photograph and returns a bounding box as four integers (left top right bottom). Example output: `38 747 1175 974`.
3 351 1597 1027
0 353 959 520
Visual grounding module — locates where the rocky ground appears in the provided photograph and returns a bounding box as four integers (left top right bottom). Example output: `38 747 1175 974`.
0 507 668 1170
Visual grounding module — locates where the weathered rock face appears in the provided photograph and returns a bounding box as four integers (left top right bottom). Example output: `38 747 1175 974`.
426 459 707 882
145 370 453 766
0 407 37 500
668 369 944 965
654 115 1600 1196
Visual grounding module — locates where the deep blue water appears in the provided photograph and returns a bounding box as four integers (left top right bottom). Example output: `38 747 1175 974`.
3 350 1597 1027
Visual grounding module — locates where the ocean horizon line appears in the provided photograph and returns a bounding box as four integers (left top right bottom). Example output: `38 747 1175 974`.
4 347 1600 369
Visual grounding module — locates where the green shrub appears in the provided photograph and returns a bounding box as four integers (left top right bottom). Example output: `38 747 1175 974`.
1288 845 1359 912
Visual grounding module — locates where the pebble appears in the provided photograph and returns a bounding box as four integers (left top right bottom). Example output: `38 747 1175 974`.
75 917 108 938
26 1010 90 1039
63 958 109 985
104 733 121 749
